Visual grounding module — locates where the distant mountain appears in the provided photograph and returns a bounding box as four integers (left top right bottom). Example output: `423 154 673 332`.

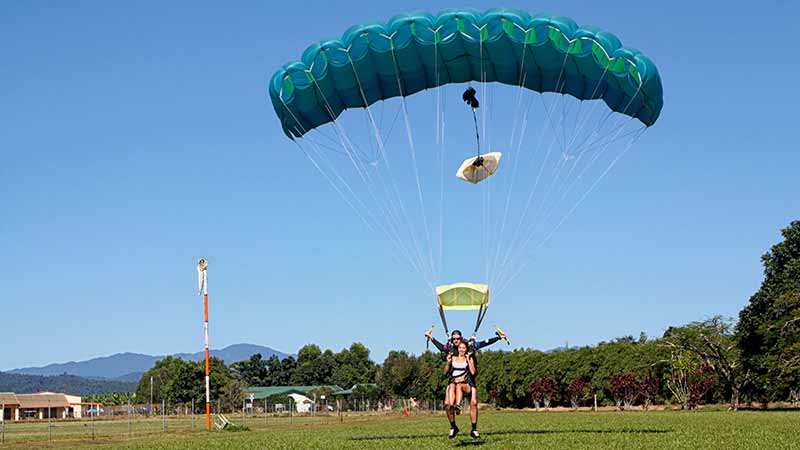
9 344 291 381
0 371 137 395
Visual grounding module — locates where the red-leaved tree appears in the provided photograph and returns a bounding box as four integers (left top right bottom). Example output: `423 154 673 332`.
640 374 660 410
567 377 589 409
609 373 639 410
528 376 558 410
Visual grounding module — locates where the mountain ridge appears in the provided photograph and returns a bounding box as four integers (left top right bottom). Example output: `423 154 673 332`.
8 343 292 380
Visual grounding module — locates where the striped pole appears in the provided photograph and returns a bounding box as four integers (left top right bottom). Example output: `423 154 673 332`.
198 259 211 431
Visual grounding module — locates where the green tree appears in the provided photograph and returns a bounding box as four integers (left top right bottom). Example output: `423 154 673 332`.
663 317 751 409
737 221 800 401
231 354 269 387
292 344 324 385
377 351 417 399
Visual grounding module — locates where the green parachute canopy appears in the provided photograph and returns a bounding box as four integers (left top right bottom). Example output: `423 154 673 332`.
269 8 663 138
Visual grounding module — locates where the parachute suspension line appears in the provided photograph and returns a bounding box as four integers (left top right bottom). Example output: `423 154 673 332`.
291 139 374 233
509 38 529 149
538 126 646 250
497 37 531 260
495 126 646 296
490 67 540 287
299 136 431 282
301 130 425 277
494 81 568 280
560 66 611 161
309 79 412 257
531 123 645 253
495 85 648 293
435 43 446 283
388 43 438 285
529 87 647 243
311 75 435 291
345 54 437 289
302 136 425 276
479 35 488 283
489 102 529 287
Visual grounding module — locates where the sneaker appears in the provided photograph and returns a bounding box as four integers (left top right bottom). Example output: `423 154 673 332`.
449 426 460 439
470 429 480 439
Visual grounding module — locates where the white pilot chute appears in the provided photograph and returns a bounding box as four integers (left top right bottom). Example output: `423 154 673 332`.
456 152 502 184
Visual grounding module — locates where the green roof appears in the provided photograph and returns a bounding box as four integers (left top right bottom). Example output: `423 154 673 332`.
245 385 343 400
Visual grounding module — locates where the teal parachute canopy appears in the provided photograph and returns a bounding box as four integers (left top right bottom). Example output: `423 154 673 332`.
269 8 663 138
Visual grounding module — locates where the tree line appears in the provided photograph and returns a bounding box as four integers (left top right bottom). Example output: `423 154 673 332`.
126 221 799 411
0 372 137 396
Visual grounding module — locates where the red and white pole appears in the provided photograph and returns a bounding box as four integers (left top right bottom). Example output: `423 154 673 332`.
198 259 211 431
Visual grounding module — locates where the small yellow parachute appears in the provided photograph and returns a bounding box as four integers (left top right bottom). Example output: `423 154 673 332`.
456 152 502 184
435 282 490 338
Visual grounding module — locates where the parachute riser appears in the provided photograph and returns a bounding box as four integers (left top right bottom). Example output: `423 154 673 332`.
437 305 450 338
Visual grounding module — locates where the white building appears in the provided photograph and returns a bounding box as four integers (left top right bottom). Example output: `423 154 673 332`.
287 393 313 413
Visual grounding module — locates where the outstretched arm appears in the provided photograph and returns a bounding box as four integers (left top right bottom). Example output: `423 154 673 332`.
473 335 502 350
429 335 448 353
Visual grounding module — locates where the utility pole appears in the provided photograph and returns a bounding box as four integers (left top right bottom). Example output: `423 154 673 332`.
198 258 211 431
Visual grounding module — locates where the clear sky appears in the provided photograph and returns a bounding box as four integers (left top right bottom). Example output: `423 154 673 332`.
2 0 798 371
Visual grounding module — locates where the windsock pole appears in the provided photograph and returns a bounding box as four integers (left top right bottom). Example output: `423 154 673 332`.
198 259 211 431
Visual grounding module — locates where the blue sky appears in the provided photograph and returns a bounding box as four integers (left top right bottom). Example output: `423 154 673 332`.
1 0 798 371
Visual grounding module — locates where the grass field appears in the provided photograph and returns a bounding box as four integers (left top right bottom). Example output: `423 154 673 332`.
2 409 797 450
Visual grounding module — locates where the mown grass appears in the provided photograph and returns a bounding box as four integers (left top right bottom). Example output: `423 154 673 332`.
2 409 797 450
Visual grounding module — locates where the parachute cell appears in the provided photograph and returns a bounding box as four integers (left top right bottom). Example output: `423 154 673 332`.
269 9 663 138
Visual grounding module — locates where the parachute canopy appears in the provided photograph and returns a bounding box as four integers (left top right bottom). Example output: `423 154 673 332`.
456 152 502 184
436 282 490 310
270 8 663 138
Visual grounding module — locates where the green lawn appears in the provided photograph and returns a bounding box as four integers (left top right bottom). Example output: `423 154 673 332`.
2 409 797 449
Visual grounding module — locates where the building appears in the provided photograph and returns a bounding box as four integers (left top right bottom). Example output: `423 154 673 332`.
0 393 20 421
287 393 313 413
0 392 90 421
244 385 343 413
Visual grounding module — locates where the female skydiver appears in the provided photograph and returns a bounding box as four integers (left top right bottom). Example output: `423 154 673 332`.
443 341 476 439
425 328 507 438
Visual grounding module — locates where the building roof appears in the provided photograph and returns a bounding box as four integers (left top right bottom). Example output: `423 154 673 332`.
0 393 20 406
17 394 71 409
333 384 379 396
245 385 344 400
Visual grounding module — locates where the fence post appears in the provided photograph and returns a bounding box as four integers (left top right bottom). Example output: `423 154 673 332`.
48 399 52 441
162 400 166 432
192 399 195 430
91 406 95 440
264 398 267 426
2 401 5 444
128 400 131 438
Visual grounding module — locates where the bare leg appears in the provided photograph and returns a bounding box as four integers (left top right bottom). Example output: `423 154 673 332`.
470 387 478 424
445 384 455 424
445 384 459 438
